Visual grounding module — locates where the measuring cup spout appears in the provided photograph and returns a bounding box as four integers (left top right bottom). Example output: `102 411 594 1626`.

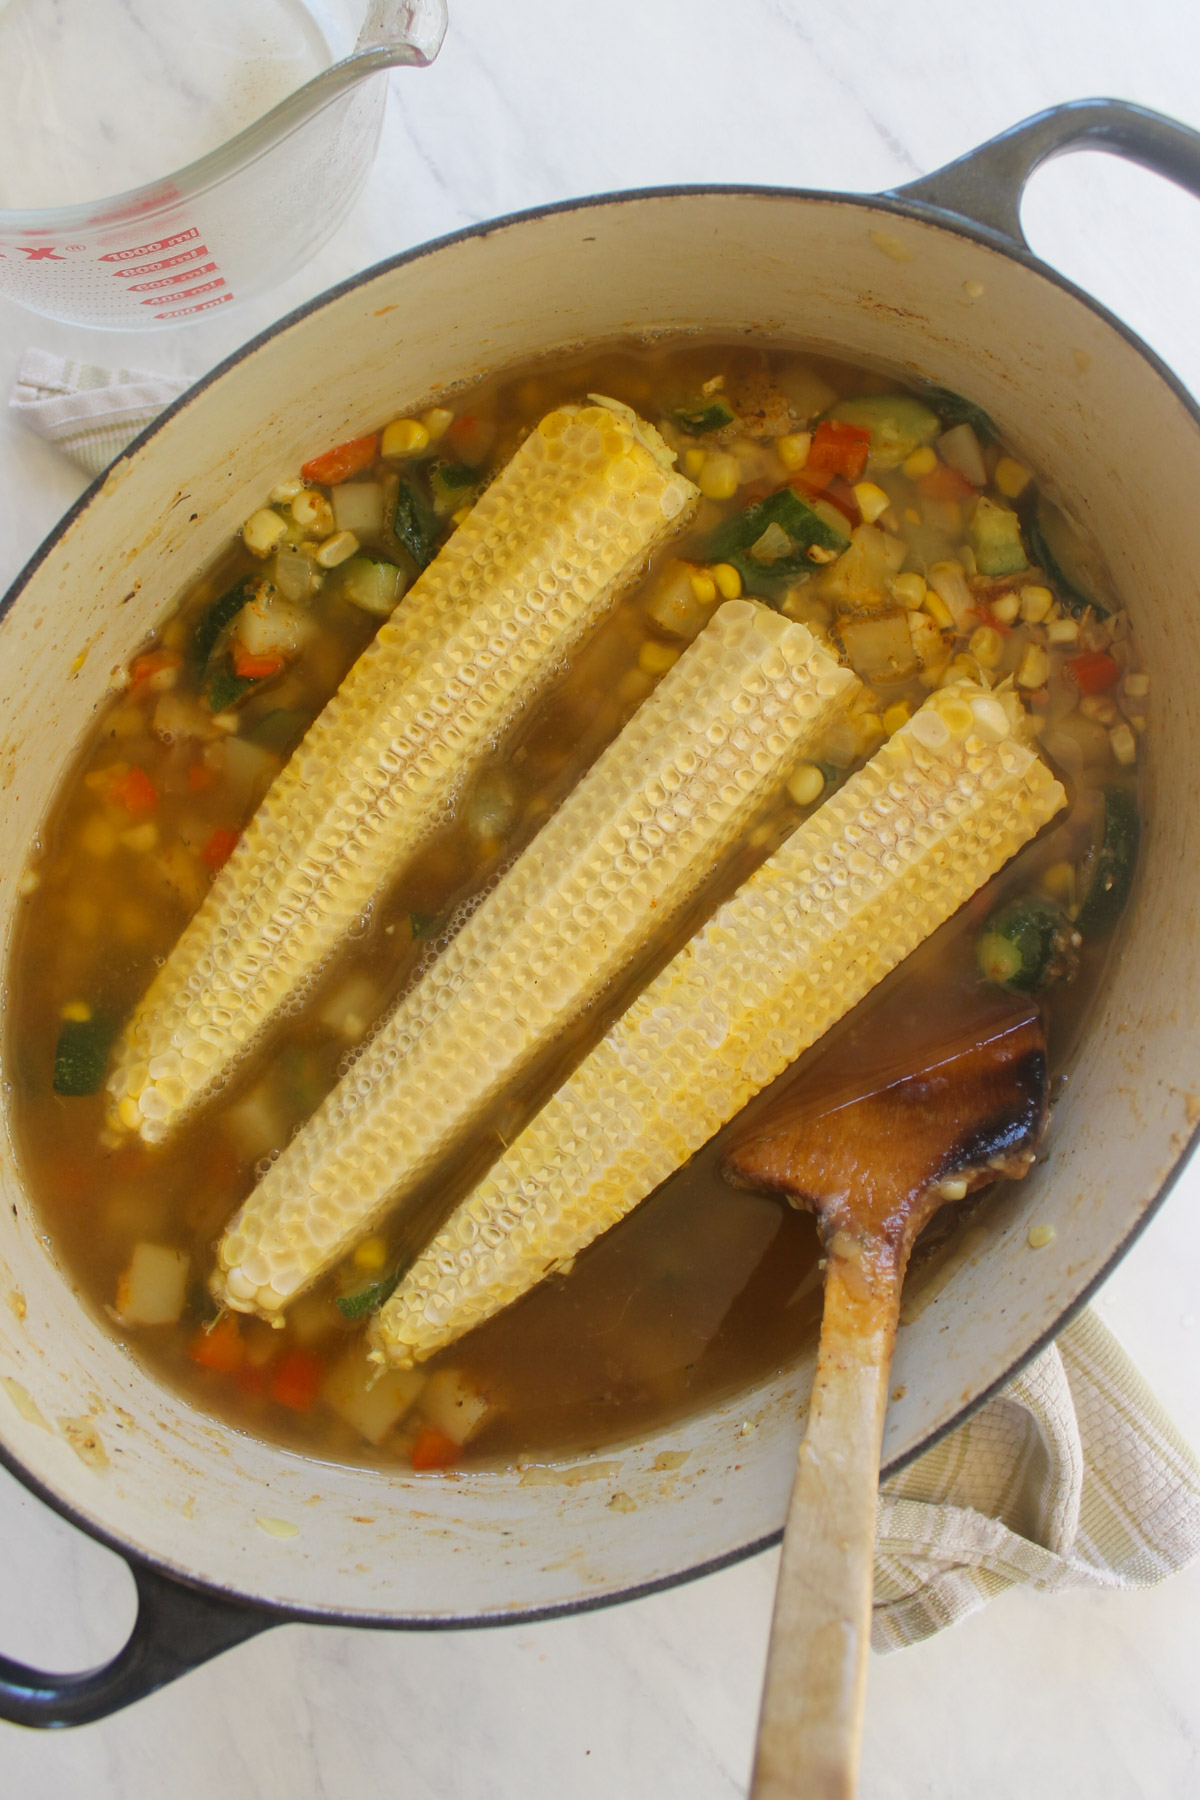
358 0 449 65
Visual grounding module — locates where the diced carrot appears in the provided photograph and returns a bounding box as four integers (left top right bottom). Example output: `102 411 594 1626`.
804 419 871 486
236 1361 268 1398
300 434 379 486
201 828 240 872
444 413 495 467
189 1313 244 1373
410 1423 460 1470
1066 650 1120 695
269 1348 324 1412
916 461 977 504
188 758 215 793
232 646 287 681
128 649 182 694
109 766 158 817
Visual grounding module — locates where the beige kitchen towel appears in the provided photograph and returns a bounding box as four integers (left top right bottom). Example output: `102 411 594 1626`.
9 349 192 477
874 1307 1200 1650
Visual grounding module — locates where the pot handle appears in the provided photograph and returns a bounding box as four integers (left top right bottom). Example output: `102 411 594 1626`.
0 1560 276 1728
889 97 1200 248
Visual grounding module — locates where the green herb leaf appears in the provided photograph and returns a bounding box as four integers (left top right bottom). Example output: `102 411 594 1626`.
672 397 736 434
390 479 438 569
53 1016 114 1096
707 486 849 596
206 667 258 714
191 576 262 674
336 1272 400 1320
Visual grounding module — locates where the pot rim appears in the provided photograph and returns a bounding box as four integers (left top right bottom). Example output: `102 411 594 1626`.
1 176 1195 1633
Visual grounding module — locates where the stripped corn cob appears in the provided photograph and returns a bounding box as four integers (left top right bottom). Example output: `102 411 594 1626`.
212 600 860 1317
374 682 1067 1367
107 404 698 1144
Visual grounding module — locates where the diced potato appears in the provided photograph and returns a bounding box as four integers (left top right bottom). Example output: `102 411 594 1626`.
235 593 309 660
115 1244 189 1326
221 738 282 810
643 561 712 639
839 612 918 683
318 972 379 1041
331 481 385 539
287 1292 341 1347
322 1344 425 1446
418 1368 492 1446
819 526 907 609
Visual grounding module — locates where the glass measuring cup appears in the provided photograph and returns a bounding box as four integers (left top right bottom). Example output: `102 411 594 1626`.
0 0 447 329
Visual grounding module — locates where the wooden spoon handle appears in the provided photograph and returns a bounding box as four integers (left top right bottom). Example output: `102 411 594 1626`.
750 1248 902 1800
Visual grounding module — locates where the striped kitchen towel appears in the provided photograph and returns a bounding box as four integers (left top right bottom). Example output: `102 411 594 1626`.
874 1307 1200 1650
9 349 192 478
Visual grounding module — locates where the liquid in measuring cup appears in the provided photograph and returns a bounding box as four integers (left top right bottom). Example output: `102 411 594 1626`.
0 0 333 209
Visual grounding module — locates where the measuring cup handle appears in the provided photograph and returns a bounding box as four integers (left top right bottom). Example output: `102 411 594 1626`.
0 1560 276 1729
889 98 1200 248
358 0 448 65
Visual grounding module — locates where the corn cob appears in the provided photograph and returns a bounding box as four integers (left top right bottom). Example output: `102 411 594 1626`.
106 404 698 1145
374 682 1067 1367
212 600 860 1317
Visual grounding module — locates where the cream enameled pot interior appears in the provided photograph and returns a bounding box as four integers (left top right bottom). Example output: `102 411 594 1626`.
1 191 1197 1621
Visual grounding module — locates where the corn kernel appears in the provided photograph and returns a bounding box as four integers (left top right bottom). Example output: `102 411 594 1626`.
352 1235 389 1274
922 590 955 631
421 407 454 441
118 1097 142 1132
689 571 718 605
856 712 885 749
990 591 1021 625
269 477 305 505
891 572 926 610
882 701 911 737
638 640 681 676
994 456 1032 500
80 814 118 858
1110 723 1137 765
291 490 335 535
698 453 740 501
853 482 891 525
776 431 812 472
381 418 430 459
969 625 1004 668
60 1000 92 1023
1027 1224 1056 1249
786 763 825 807
902 446 937 479
1046 617 1080 644
1017 643 1049 689
452 505 473 527
315 530 360 569
1040 861 1076 904
242 508 288 558
1080 694 1117 725
1019 585 1053 624
683 448 707 478
17 868 39 896
711 562 743 600
121 823 158 853
1124 671 1150 698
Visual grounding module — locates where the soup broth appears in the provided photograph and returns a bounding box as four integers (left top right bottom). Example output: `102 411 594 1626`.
7 337 1143 1472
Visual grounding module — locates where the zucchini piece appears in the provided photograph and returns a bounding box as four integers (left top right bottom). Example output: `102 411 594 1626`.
1076 786 1139 937
389 477 438 569
672 397 737 435
337 1271 400 1321
333 555 406 617
969 496 1028 577
976 896 1077 995
428 459 477 518
1026 495 1111 619
191 576 266 674
248 708 309 754
206 668 259 714
825 395 941 469
921 384 998 446
53 1016 113 1096
707 486 850 597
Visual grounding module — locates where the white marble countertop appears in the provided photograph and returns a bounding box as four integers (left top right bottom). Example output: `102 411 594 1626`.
2 1 1199 1793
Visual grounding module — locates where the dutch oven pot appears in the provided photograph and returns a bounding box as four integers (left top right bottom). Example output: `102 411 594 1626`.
2 98 1200 1728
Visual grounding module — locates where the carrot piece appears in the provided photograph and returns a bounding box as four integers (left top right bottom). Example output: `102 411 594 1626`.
236 1361 268 1398
189 1313 244 1373
300 434 379 486
1066 650 1120 695
270 1348 324 1412
231 647 287 681
410 1423 460 1470
128 649 181 694
916 462 976 503
188 758 215 793
201 828 240 872
805 419 871 486
444 413 494 467
109 766 158 817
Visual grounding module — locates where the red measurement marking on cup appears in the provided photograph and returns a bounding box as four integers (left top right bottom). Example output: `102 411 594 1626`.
155 292 233 319
114 246 212 279
18 245 64 260
99 228 201 263
140 276 225 306
128 263 218 293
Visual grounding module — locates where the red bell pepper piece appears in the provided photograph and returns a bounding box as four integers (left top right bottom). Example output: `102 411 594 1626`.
109 766 158 817
1066 650 1120 695
189 1313 244 1374
410 1424 460 1470
804 419 871 486
270 1349 324 1412
201 827 240 872
300 433 379 486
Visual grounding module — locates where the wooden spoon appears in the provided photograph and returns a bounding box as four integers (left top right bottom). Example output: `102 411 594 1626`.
723 1006 1049 1800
